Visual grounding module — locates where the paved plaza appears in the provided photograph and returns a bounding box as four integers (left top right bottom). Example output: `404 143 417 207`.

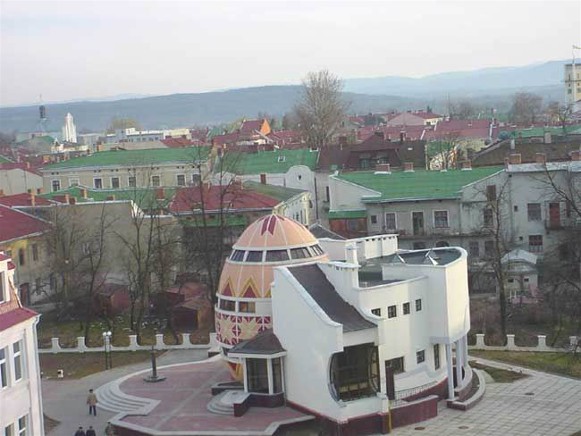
41 351 581 436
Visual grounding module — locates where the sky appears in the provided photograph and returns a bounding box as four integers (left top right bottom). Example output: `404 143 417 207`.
1 0 580 107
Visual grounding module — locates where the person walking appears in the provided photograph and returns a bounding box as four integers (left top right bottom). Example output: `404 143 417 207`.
105 422 115 436
85 425 96 436
86 389 98 416
74 426 86 436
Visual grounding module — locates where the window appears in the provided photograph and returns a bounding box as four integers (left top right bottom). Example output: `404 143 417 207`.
484 240 494 257
529 235 543 253
239 302 255 313
330 344 379 401
128 176 136 188
483 208 494 227
370 215 378 225
385 212 396 230
468 241 480 258
191 174 201 185
385 356 404 374
434 344 440 370
309 245 325 256
416 350 425 364
415 299 422 311
527 203 541 221
325 186 330 202
51 180 61 192
245 251 263 262
35 278 41 293
0 272 4 303
265 250 289 262
151 176 161 187
68 178 80 187
17 416 26 436
13 341 22 382
32 244 38 262
0 348 7 388
177 174 186 186
434 210 449 228
219 299 236 311
230 250 245 261
111 177 120 189
290 247 311 260
94 178 103 189
371 308 381 316
387 305 397 318
486 185 497 202
403 302 410 315
4 424 14 436
18 248 25 266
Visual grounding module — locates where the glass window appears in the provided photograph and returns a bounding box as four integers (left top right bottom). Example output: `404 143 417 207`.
370 215 377 225
0 348 7 388
415 299 422 311
469 241 480 258
51 180 60 192
385 212 396 230
416 350 425 364
403 302 410 315
483 208 494 227
387 305 397 318
151 176 161 187
4 424 14 436
13 341 22 382
219 299 236 311
245 251 263 262
128 176 136 188
385 356 404 374
486 185 497 202
32 244 38 262
434 344 440 370
18 249 25 266
111 177 120 189
230 250 245 261
239 302 255 313
247 359 269 393
94 178 103 189
330 344 379 401
484 240 495 257
17 416 26 436
177 174 186 186
527 203 541 221
529 235 543 253
290 247 311 259
434 210 449 228
371 308 381 316
265 250 289 262
0 272 4 303
309 245 325 256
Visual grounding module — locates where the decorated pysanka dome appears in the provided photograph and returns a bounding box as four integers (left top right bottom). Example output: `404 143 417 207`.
215 214 328 378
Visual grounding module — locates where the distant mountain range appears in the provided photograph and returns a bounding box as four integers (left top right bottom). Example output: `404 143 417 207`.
0 60 567 133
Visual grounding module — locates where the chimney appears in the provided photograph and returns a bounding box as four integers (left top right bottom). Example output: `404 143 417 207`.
461 160 472 171
69 197 76 205
25 162 30 169
571 150 580 161
30 193 35 206
155 188 165 200
64 194 70 204
508 153 521 165
535 153 546 164
375 163 391 173
36 188 43 194
345 243 358 265
404 162 414 172
544 132 552 144
80 188 88 199
106 195 116 201
399 131 406 142
510 139 515 150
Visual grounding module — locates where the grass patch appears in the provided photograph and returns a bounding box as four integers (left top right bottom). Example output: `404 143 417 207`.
469 360 529 383
471 350 581 379
40 350 163 379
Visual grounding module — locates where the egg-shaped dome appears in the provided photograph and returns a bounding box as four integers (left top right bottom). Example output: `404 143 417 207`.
215 214 328 377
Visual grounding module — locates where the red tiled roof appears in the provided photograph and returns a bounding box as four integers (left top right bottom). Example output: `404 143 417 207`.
0 307 38 330
161 138 201 148
424 119 492 141
166 281 207 299
212 132 240 146
240 119 265 135
412 111 443 119
0 253 10 262
169 185 279 214
0 205 50 243
0 193 54 207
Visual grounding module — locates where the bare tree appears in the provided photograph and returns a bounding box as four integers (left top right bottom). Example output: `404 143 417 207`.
509 92 543 126
546 101 573 135
106 117 142 134
293 70 348 149
450 100 476 120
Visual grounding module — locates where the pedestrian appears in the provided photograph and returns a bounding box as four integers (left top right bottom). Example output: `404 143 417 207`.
74 426 86 436
87 389 98 416
105 422 115 436
86 425 96 436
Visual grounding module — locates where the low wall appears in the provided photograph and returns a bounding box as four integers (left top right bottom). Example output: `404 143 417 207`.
38 333 217 353
469 334 578 353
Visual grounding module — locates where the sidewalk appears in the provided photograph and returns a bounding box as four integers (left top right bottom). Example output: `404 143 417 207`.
42 349 209 435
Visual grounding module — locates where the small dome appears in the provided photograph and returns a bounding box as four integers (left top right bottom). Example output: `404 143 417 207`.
234 214 318 249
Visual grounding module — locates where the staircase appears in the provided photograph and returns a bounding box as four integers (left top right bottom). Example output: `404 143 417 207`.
96 381 157 414
206 390 250 416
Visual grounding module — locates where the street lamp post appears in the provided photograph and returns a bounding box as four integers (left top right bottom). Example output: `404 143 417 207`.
102 331 112 370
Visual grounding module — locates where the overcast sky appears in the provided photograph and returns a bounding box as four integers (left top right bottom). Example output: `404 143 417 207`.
1 0 580 106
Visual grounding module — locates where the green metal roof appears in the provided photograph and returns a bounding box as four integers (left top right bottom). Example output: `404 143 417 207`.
328 210 367 219
42 186 176 208
335 167 502 202
180 215 249 228
222 149 318 175
504 125 581 139
0 155 12 163
43 147 211 170
243 181 305 201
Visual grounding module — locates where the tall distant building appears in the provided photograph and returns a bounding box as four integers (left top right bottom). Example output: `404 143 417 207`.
565 63 581 112
62 112 77 143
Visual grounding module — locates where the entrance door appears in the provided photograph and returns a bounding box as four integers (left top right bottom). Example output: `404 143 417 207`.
19 283 30 306
384 364 395 400
549 203 561 228
412 212 424 236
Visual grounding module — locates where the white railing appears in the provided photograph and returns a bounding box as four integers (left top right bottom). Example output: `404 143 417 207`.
469 334 578 353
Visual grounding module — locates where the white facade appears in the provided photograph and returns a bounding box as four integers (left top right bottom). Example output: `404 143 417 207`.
0 254 44 436
0 168 44 196
62 113 77 143
565 63 581 112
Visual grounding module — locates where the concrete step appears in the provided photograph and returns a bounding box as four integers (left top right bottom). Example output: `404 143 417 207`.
96 382 152 414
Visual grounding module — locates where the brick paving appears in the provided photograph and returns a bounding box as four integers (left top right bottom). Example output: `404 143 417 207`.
393 357 581 436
